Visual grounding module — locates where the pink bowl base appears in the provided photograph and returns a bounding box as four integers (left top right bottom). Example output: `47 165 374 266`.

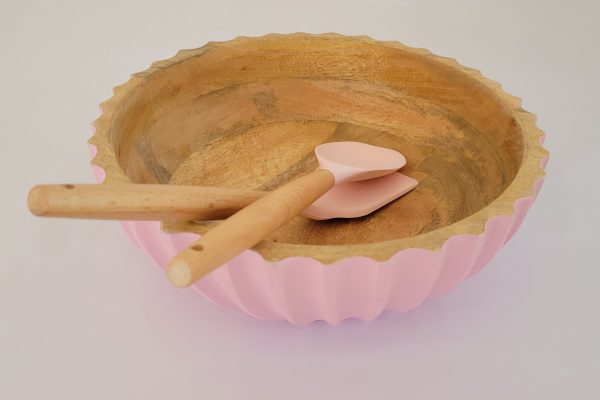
88 142 547 326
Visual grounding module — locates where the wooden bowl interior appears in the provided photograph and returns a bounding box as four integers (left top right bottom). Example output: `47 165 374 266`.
110 36 523 246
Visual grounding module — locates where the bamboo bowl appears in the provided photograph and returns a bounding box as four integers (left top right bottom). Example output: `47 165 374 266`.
89 34 548 325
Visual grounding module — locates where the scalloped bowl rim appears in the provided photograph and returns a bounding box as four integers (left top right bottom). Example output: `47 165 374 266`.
88 33 549 264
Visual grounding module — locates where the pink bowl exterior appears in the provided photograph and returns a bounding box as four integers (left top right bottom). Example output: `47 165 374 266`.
88 141 547 326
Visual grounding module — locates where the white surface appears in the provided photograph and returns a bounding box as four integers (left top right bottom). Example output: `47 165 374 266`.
2 0 599 398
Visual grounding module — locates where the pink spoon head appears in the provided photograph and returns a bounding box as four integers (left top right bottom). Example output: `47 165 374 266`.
302 172 418 220
315 142 406 183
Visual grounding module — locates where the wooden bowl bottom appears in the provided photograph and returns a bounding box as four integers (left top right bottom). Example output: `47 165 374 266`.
120 78 522 245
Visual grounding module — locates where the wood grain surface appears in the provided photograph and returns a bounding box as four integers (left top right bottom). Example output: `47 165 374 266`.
89 34 548 262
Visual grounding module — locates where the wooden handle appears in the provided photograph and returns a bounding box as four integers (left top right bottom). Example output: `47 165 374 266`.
27 184 264 221
167 169 336 287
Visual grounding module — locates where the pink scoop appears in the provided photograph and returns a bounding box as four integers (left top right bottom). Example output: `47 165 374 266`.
300 142 417 220
167 141 417 288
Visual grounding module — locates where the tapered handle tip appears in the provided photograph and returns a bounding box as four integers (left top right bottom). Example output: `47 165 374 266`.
167 260 194 287
27 186 48 216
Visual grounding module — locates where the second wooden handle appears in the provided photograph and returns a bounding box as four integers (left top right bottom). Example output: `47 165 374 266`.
27 184 264 221
166 169 336 287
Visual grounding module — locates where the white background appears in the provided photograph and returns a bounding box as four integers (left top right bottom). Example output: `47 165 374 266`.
1 0 599 398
